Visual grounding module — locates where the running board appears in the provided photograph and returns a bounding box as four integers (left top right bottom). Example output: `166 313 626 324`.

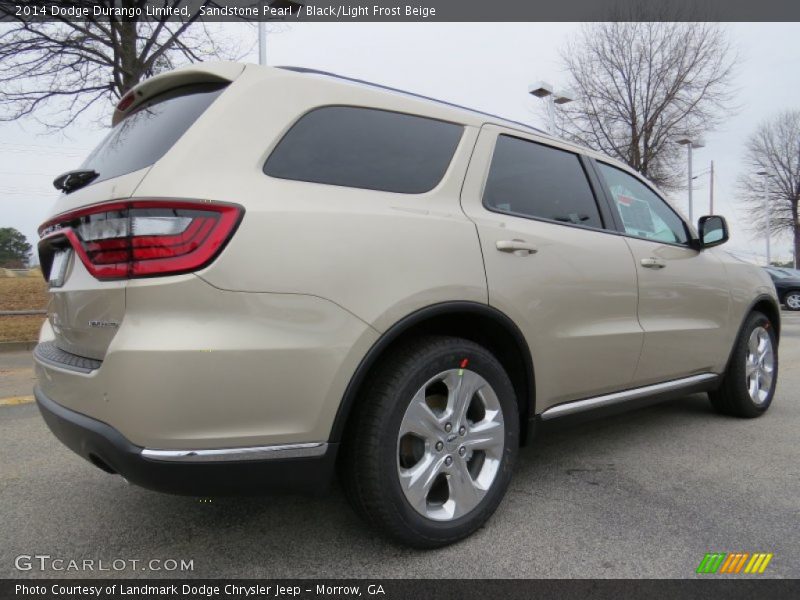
539 373 719 420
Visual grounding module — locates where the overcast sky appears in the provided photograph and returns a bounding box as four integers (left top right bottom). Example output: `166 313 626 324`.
1 22 799 264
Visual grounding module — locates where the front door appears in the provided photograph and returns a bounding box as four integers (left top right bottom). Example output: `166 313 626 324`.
594 161 731 385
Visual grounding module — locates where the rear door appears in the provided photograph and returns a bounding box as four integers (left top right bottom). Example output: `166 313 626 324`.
593 161 731 385
460 126 643 411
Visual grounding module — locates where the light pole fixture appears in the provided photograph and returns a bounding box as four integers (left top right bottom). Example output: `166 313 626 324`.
757 170 771 266
259 22 267 65
258 1 304 66
529 81 574 135
676 137 705 223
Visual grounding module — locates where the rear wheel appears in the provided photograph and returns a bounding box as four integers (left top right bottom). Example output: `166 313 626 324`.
709 311 778 418
340 336 518 548
784 291 800 311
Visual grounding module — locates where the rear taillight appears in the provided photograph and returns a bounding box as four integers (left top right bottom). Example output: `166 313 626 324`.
38 200 243 280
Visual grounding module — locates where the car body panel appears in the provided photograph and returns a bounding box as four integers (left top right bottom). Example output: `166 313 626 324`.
35 275 378 449
135 66 489 332
623 238 731 384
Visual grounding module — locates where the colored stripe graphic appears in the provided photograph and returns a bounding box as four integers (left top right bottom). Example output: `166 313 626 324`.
744 553 774 574
719 553 750 574
698 552 773 574
697 553 726 574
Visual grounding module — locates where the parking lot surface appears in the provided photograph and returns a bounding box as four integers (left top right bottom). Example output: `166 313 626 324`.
1 313 798 579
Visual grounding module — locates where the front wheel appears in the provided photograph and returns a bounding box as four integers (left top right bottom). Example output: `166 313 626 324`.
709 311 778 418
784 291 800 311
340 336 519 548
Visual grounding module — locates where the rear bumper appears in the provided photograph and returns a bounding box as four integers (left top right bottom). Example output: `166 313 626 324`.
35 386 338 496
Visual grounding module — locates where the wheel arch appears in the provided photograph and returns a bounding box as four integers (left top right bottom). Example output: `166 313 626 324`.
723 294 781 372
330 301 536 446
751 295 782 341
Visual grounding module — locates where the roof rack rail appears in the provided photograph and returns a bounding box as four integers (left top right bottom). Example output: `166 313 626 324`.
276 65 548 136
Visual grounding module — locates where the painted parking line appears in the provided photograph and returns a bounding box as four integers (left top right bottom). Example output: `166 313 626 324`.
0 395 34 406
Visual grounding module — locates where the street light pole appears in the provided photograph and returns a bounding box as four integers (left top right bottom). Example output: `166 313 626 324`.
258 22 267 65
765 175 771 266
687 143 693 222
528 81 574 135
709 160 714 215
676 137 705 224
757 170 771 266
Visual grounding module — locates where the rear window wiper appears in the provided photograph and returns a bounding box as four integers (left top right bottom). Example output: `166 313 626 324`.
53 169 99 193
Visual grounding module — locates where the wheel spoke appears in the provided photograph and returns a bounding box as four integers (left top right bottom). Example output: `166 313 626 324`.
462 414 504 452
449 369 485 426
757 331 770 358
760 364 774 391
448 459 484 518
748 330 760 355
745 357 758 377
399 388 442 439
751 371 761 399
399 454 443 513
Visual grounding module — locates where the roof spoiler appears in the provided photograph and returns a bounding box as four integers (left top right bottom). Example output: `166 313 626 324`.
112 62 246 126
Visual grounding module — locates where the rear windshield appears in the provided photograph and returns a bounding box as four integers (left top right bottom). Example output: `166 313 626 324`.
80 82 227 185
263 106 463 194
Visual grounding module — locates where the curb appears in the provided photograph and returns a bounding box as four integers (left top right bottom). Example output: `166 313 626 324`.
0 341 37 353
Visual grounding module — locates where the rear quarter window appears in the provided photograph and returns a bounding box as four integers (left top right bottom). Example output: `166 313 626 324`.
80 82 227 185
263 106 463 194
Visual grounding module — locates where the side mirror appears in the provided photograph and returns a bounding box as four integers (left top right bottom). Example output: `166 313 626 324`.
698 215 729 248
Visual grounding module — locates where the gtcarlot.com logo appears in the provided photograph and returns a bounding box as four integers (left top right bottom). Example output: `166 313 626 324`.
14 554 194 572
696 552 773 574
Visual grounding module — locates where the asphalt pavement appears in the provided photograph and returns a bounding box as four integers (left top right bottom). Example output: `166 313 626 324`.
1 313 798 579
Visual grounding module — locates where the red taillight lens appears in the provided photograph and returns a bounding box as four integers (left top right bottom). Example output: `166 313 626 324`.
39 201 243 280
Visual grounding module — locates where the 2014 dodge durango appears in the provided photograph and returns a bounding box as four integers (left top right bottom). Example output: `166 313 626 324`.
34 62 780 548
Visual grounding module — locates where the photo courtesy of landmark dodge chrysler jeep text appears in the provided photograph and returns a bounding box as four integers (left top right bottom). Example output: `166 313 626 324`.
34 62 780 548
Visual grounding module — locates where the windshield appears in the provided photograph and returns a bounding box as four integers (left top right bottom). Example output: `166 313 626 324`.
79 82 227 186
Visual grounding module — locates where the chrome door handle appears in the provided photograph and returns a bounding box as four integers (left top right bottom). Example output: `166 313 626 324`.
641 257 666 269
496 239 538 256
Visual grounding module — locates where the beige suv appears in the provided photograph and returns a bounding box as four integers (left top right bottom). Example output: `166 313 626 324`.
34 62 780 548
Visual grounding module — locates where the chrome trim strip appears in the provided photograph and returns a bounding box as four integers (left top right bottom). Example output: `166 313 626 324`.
141 442 327 463
540 374 718 420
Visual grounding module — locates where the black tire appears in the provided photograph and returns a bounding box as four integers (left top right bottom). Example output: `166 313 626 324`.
339 335 519 548
709 311 778 418
784 290 800 311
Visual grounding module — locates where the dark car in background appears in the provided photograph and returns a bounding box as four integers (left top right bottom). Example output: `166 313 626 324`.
765 267 800 311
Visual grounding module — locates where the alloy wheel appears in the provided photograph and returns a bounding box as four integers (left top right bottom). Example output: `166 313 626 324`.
745 326 775 405
396 368 505 521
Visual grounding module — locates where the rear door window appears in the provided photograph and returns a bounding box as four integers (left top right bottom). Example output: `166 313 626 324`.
482 135 603 228
263 106 463 194
81 83 227 185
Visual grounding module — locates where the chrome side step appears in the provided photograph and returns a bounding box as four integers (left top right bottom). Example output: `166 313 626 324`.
539 373 719 420
141 442 328 462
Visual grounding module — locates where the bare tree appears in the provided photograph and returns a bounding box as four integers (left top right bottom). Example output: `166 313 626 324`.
738 110 800 267
0 0 253 128
558 21 736 189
